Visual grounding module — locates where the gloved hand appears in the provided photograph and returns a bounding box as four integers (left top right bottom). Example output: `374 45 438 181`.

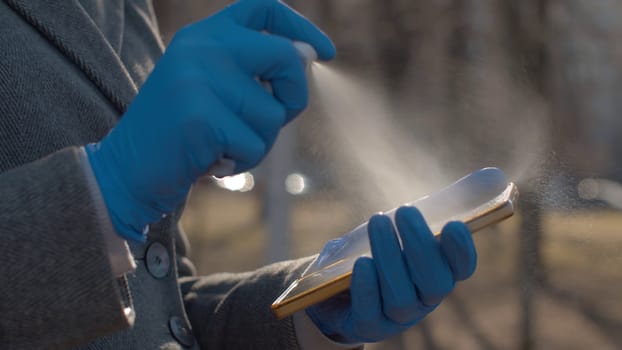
86 0 335 241
306 206 477 344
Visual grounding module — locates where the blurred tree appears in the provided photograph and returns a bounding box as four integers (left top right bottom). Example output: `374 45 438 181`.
501 2 549 350
548 1 622 181
370 0 414 91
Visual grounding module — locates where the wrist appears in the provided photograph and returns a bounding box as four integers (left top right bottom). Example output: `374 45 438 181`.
295 311 363 350
305 306 345 343
85 143 150 242
78 147 138 275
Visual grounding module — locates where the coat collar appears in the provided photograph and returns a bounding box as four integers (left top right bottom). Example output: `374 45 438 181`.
5 0 137 113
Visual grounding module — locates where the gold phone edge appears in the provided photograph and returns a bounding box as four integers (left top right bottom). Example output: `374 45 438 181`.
271 183 519 319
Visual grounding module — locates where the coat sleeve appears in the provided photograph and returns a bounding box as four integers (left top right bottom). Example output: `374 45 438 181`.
179 257 315 350
0 147 134 349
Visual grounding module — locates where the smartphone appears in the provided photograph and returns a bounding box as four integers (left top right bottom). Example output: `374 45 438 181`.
271 168 519 319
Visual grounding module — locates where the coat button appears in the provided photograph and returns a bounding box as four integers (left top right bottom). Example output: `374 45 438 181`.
169 316 195 347
145 242 170 279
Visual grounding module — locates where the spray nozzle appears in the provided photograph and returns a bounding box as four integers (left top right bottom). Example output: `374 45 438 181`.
207 41 317 178
293 41 318 67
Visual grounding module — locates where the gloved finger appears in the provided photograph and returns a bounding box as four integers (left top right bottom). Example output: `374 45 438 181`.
348 257 394 343
232 29 308 121
368 214 422 325
221 0 336 61
200 94 267 171
395 206 455 307
237 79 287 149
201 25 308 122
439 221 477 281
203 58 287 145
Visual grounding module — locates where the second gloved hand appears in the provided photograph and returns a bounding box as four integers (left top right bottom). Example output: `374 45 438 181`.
86 0 335 241
306 206 477 344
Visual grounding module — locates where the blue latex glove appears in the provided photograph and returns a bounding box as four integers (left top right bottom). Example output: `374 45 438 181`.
86 0 335 241
306 206 477 343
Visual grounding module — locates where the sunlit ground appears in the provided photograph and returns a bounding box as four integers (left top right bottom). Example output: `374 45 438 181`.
181 182 622 350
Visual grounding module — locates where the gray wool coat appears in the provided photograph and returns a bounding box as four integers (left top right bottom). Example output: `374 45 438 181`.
0 1 311 349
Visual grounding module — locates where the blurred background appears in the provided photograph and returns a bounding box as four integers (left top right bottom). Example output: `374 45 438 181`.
154 1 622 349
